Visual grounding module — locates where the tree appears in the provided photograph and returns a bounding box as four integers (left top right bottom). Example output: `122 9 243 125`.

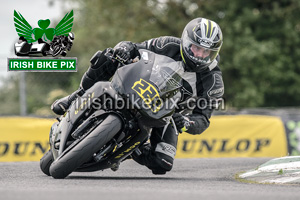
1 0 300 116
70 0 300 107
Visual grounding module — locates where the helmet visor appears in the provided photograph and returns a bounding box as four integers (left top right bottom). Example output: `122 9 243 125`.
182 31 219 66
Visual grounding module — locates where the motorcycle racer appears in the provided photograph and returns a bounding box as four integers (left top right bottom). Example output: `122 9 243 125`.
51 17 224 175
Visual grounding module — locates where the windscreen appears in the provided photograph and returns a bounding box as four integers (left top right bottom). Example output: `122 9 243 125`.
149 63 183 94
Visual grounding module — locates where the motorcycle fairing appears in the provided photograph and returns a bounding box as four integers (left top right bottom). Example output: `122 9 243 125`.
52 82 120 157
111 49 183 122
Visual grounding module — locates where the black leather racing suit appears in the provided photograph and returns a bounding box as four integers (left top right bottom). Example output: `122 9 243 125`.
79 36 225 174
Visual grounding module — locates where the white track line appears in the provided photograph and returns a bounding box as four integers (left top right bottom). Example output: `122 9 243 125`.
239 170 260 178
262 177 300 184
258 161 300 172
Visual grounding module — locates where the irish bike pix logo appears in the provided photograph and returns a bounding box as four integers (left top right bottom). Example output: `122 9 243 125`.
8 10 77 72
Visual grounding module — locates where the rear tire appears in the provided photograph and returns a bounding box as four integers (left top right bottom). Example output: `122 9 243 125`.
49 114 122 179
40 150 54 176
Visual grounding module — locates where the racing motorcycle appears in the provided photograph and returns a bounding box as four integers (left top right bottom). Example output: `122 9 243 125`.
40 49 184 179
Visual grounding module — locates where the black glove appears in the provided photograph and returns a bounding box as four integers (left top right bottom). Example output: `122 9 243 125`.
113 41 140 64
172 113 191 133
113 46 131 64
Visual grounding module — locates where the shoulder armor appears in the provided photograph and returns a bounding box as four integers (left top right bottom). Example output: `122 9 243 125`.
141 36 181 60
154 36 181 49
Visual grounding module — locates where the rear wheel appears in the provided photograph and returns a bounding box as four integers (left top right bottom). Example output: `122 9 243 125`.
49 114 122 179
40 150 54 176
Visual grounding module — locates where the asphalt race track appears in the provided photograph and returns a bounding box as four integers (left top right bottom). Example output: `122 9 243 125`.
1 158 299 200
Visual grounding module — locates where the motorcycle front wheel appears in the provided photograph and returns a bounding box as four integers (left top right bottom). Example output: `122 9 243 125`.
40 150 54 176
49 114 123 179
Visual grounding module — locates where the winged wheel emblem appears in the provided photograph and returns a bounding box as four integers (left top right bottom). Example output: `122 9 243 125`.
14 10 74 57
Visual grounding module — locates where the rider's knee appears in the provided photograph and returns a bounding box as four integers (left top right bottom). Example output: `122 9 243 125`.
152 142 177 174
151 152 174 174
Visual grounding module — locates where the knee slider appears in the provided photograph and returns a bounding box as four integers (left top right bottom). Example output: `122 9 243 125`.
154 142 176 172
155 152 174 172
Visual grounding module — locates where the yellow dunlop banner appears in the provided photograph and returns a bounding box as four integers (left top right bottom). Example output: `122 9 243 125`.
0 117 54 162
176 115 288 158
0 115 288 162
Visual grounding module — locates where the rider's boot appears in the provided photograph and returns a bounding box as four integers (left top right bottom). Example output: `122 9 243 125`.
131 143 154 166
50 68 96 115
50 67 97 115
51 88 85 115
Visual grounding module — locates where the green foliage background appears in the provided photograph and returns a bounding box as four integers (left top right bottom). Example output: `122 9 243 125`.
1 0 300 116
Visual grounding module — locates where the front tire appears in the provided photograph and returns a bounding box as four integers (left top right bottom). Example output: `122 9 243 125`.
49 114 122 179
40 150 54 176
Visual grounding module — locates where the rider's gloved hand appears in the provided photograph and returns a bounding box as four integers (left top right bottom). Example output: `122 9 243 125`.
113 46 130 64
113 41 140 64
172 113 192 133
